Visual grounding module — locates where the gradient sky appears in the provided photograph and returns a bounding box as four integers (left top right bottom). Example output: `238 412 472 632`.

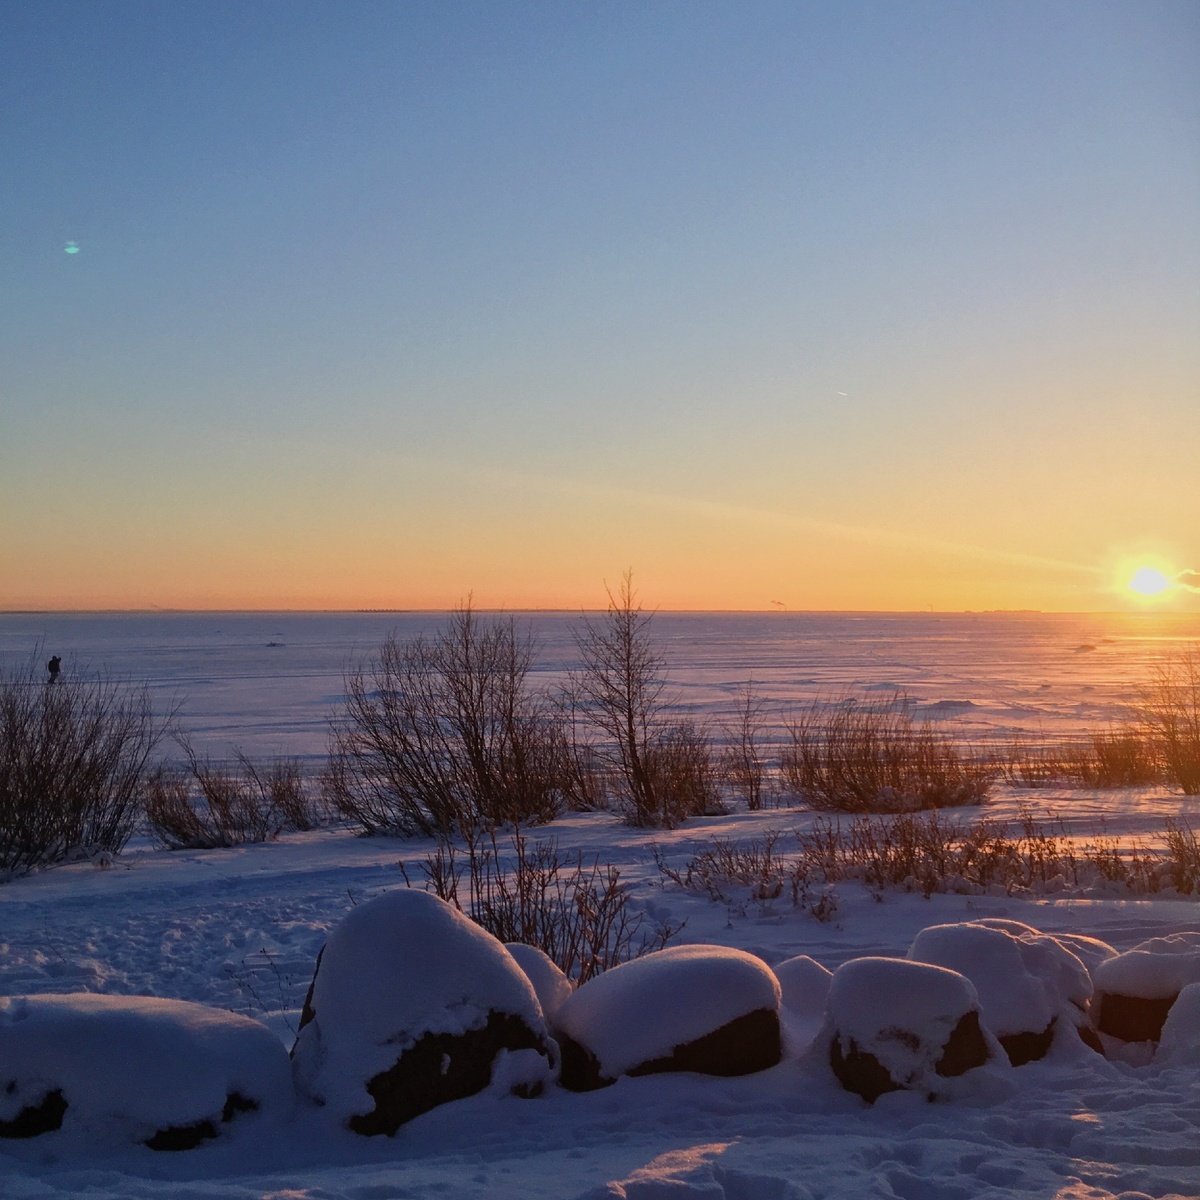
2 1 1197 612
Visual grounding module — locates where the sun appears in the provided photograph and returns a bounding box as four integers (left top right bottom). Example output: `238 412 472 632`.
1128 566 1171 597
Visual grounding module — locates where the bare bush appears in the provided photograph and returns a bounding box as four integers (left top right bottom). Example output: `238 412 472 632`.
401 827 679 983
721 681 769 810
326 603 567 838
0 654 166 878
999 728 1161 789
571 573 716 827
143 744 319 850
780 694 992 812
1140 645 1200 794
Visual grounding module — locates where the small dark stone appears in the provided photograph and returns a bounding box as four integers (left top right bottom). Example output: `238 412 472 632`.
557 1033 610 1092
998 1019 1056 1067
221 1092 258 1122
0 1089 67 1139
348 1009 552 1137
934 1010 989 1077
145 1091 260 1152
830 1036 902 1103
145 1118 218 1152
1095 992 1177 1043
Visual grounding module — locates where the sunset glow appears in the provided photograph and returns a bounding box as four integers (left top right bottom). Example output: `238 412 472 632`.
1 4 1196 613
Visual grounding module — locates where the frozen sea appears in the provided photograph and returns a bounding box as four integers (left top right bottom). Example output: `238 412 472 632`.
2 609 1199 762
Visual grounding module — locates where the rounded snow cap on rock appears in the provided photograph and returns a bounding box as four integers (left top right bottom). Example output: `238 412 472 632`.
292 889 550 1125
505 943 573 1023
908 922 1090 1038
773 955 832 1018
554 944 781 1080
0 993 291 1145
1094 931 1200 1000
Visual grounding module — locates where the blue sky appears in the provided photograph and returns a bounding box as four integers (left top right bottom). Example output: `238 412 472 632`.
2 1 1198 610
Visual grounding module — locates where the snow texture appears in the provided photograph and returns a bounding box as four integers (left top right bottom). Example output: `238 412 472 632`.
506 942 574 1022
1093 931 1200 999
291 888 550 1122
553 944 781 1078
0 993 291 1140
907 921 1092 1036
772 954 832 1018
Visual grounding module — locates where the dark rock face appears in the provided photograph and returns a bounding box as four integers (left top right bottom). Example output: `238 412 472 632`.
998 1019 1056 1067
144 1092 259 1152
349 1011 554 1137
557 1008 782 1093
1094 992 1177 1043
295 944 323 1040
830 1011 990 1103
0 1088 67 1139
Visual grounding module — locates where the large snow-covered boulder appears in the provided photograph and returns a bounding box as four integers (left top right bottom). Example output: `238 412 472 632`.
553 944 782 1091
908 922 1093 1064
1093 932 1200 1044
773 955 832 1018
1156 982 1200 1066
0 993 291 1149
505 943 573 1023
825 957 994 1102
291 889 556 1135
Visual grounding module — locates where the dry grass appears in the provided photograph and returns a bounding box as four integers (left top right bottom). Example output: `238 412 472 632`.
779 695 993 813
1140 645 1200 794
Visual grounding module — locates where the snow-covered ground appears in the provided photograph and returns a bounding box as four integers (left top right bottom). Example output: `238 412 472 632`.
3 612 1200 1198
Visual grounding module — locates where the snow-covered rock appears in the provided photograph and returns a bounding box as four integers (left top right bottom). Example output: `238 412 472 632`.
773 955 832 1018
908 921 1093 1064
1093 931 1200 1044
825 957 994 1102
0 993 291 1149
1156 982 1200 1066
291 889 556 1134
505 943 573 1022
553 944 782 1091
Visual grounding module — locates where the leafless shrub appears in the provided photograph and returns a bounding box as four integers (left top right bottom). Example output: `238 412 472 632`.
660 807 1193 908
326 603 567 839
1139 645 1200 794
401 827 679 983
0 653 167 878
780 695 992 812
571 573 717 827
721 681 769 810
999 728 1161 789
144 743 320 850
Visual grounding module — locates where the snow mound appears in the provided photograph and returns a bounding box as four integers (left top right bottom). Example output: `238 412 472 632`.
772 955 832 1018
0 993 291 1148
908 921 1092 1059
553 944 781 1084
1093 932 1200 1000
291 888 555 1132
505 942 574 1022
1157 982 1200 1066
825 957 996 1100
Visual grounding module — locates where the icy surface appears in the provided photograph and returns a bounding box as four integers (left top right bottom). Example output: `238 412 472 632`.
554 944 781 1077
291 888 547 1121
0 993 291 1136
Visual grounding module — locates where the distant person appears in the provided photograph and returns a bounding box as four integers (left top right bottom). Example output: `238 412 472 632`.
47 655 61 683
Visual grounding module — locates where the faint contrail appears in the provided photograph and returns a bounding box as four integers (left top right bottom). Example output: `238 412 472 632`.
419 457 1103 578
